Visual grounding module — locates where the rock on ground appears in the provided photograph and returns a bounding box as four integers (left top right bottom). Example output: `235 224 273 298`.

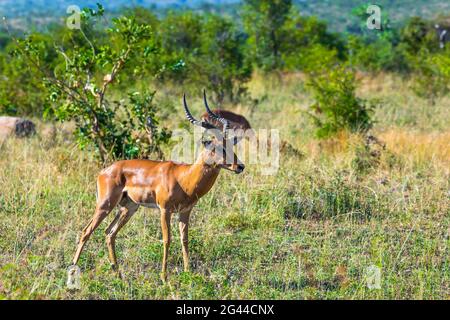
0 116 36 140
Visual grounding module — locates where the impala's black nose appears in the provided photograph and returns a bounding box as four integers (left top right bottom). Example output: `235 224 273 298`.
235 164 245 174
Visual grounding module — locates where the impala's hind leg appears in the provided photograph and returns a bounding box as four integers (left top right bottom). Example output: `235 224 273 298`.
72 183 123 265
179 209 192 273
105 200 139 272
160 208 173 282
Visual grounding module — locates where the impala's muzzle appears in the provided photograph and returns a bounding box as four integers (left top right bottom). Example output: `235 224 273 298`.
234 163 245 174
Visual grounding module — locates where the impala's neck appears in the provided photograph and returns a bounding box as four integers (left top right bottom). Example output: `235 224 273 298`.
180 151 221 199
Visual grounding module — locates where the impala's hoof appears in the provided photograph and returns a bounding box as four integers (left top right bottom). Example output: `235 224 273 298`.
160 272 168 283
66 265 81 290
111 264 123 279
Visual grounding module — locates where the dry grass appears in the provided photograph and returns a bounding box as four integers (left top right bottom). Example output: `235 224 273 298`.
379 129 450 167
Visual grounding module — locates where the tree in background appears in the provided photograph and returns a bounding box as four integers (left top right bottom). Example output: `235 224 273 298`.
155 11 251 104
11 6 170 162
0 33 57 115
242 0 292 72
0 5 108 116
346 5 410 73
409 47 450 104
347 33 409 73
127 6 160 29
400 17 450 103
281 13 344 71
156 11 203 85
400 17 439 54
194 14 252 103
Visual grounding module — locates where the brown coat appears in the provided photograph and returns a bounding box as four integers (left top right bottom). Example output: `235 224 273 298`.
201 109 252 131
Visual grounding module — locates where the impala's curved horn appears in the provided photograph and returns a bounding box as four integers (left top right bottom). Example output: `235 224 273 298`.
203 90 229 133
183 94 218 130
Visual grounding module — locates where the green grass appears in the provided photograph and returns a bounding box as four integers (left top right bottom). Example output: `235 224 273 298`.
0 73 449 299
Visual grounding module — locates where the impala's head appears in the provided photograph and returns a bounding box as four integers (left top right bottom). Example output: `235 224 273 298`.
200 134 245 174
183 91 245 174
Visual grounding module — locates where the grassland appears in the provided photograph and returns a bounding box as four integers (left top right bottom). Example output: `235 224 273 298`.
0 73 449 299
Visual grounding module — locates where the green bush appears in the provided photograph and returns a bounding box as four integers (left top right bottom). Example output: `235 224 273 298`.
347 34 410 73
242 0 293 72
155 11 202 84
284 43 339 73
195 14 252 103
408 47 450 103
400 17 439 54
343 5 415 74
397 17 450 102
13 7 170 162
154 11 251 103
0 33 57 115
307 65 376 138
282 14 344 71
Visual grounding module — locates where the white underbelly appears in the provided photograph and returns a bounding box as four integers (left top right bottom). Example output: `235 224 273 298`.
124 186 158 209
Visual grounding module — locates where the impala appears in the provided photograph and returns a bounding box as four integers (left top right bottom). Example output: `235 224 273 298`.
71 92 245 281
201 91 255 139
201 107 252 132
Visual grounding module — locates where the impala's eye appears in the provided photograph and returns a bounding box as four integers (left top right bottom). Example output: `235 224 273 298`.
202 139 213 147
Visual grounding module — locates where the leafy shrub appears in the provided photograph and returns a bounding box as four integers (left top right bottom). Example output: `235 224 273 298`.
400 17 439 54
13 7 170 162
408 48 450 103
155 11 251 103
195 14 252 103
347 34 409 73
282 13 345 71
307 65 376 138
284 43 339 73
242 0 293 72
397 17 450 103
0 33 56 115
155 11 203 84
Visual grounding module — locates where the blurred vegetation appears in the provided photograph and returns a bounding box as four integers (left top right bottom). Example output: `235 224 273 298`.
307 65 376 138
242 0 293 71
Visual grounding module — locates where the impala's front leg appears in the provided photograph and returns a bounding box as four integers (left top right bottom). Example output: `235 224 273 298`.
160 208 172 282
179 210 191 272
